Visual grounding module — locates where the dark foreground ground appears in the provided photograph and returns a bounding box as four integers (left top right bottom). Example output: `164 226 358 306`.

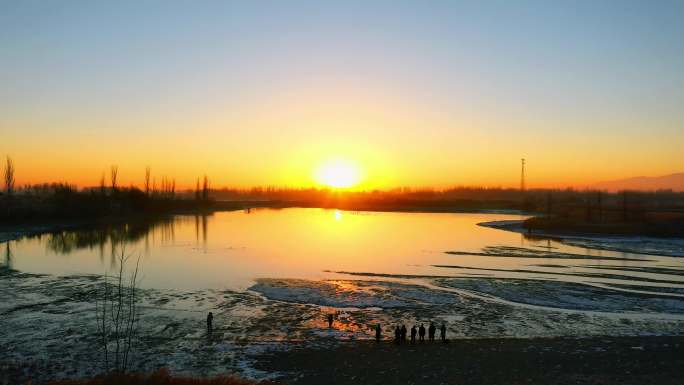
254 336 684 385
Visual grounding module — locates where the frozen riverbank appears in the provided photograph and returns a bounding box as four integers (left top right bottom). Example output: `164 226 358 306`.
478 220 684 257
4 266 684 384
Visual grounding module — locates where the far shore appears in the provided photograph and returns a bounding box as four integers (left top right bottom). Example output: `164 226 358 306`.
0 201 525 244
3 198 683 244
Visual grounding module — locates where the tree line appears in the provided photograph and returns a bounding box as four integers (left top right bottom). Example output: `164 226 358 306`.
2 155 683 224
0 157 213 221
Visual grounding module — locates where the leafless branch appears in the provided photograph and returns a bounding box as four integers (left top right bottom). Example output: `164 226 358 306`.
4 157 15 195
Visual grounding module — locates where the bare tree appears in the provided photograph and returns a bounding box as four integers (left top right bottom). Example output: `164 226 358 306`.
110 165 119 192
100 173 106 195
171 179 176 198
144 167 151 196
4 157 15 195
202 175 210 201
195 178 200 201
95 249 141 374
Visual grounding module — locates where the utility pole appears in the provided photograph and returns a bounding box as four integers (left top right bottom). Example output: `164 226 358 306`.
520 158 526 192
519 158 527 213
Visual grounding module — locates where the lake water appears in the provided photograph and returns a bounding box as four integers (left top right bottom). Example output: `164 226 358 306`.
4 208 684 296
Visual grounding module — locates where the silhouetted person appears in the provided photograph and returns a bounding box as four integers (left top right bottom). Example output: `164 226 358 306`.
410 325 417 344
400 324 407 342
327 313 334 328
418 324 426 342
394 326 401 344
206 312 213 333
375 324 382 343
428 322 436 342
440 323 447 342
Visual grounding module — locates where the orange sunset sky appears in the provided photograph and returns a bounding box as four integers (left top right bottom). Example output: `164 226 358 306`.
1 1 683 190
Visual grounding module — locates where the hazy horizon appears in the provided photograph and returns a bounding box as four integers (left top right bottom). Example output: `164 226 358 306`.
2 1 683 190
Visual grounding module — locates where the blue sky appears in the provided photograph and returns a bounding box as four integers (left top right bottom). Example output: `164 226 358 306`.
1 1 683 188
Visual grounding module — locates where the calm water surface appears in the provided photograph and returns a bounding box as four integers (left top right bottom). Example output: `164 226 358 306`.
4 208 684 291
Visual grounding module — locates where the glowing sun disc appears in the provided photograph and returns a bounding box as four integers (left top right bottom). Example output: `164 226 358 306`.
314 158 361 188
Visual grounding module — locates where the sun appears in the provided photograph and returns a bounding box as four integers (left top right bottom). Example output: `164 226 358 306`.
314 158 362 189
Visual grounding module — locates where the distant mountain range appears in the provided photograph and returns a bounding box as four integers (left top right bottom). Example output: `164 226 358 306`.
592 173 684 192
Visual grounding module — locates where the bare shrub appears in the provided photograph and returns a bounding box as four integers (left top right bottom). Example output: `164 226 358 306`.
95 249 141 374
110 165 119 192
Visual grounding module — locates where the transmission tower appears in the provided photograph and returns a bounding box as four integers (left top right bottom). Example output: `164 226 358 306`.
520 158 526 192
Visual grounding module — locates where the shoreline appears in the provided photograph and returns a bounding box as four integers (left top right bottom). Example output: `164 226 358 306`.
0 206 525 245
0 215 174 244
478 218 680 240
478 219 684 257
3 258 684 384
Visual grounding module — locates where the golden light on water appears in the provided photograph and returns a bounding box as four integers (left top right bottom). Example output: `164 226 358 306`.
313 158 362 189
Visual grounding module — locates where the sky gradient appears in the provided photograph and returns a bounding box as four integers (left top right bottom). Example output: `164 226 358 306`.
1 0 683 189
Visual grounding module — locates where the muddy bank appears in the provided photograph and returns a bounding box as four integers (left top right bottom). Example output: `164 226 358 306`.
478 220 684 257
3 270 684 384
254 336 684 385
436 278 684 313
0 268 285 384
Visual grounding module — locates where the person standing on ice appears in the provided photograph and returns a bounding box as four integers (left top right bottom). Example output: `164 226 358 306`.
327 313 334 328
418 324 426 342
206 312 214 333
410 325 417 344
375 323 382 342
400 324 407 342
440 323 447 342
428 322 436 342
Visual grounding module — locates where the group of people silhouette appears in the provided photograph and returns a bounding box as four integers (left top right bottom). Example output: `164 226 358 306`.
375 322 447 343
208 312 447 344
327 313 447 343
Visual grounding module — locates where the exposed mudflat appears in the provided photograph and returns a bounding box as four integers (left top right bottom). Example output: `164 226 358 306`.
253 337 684 385
446 245 652 261
436 278 684 313
478 220 684 257
1 267 285 384
3 266 684 384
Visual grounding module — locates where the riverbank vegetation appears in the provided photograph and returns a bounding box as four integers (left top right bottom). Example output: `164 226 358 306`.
0 159 216 222
2 157 684 236
522 190 684 237
213 185 684 213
